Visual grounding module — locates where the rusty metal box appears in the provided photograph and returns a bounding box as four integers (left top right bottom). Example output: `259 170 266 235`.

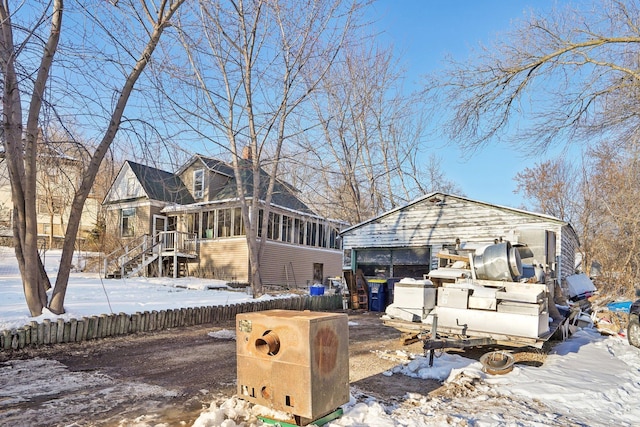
236 310 349 425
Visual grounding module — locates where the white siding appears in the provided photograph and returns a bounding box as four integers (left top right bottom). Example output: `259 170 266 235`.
104 164 146 203
559 223 579 290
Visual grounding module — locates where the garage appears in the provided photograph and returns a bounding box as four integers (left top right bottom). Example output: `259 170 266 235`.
340 192 579 310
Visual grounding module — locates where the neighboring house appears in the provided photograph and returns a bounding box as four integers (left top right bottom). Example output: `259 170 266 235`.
102 155 344 286
0 150 100 248
339 192 579 296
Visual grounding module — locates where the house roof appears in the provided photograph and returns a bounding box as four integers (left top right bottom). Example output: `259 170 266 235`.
211 159 314 214
340 192 578 239
176 154 235 177
127 161 195 204
199 156 235 177
109 156 314 215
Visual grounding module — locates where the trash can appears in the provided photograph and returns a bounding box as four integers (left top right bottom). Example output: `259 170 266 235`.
387 278 401 305
368 280 387 312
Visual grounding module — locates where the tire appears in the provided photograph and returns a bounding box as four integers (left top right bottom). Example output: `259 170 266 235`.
628 316 640 349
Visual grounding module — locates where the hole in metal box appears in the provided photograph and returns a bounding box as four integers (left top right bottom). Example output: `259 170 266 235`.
255 330 280 355
261 386 271 399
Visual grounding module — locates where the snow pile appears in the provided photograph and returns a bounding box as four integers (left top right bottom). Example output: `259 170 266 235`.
385 351 477 381
208 329 236 340
193 397 299 427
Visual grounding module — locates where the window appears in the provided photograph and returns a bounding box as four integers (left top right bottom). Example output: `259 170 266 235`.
343 249 352 269
38 197 63 215
167 216 177 232
268 212 281 240
297 219 306 245
257 209 264 238
126 176 136 196
193 169 204 198
354 247 431 278
307 221 317 246
185 213 199 235
329 228 341 249
46 167 59 184
202 211 215 238
318 223 326 248
233 207 245 236
121 208 136 237
217 208 231 237
282 215 292 243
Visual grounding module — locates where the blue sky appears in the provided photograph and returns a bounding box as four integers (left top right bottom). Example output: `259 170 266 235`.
368 1 568 209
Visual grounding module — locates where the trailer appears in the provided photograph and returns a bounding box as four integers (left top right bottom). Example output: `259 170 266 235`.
381 241 576 369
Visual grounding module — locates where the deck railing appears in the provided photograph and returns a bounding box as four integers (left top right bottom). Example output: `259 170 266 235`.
157 230 197 255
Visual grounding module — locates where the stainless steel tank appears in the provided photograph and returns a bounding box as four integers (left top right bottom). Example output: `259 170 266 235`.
474 242 522 281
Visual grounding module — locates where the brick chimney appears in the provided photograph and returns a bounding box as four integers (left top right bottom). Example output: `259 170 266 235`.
242 146 252 160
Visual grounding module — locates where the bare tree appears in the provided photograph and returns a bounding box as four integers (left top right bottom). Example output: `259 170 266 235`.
1 0 185 316
423 0 640 152
586 141 640 297
167 0 363 296
515 142 640 297
420 0 640 298
514 157 577 222
295 43 457 223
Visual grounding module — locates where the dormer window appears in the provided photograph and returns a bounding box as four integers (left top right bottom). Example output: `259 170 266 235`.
193 169 204 198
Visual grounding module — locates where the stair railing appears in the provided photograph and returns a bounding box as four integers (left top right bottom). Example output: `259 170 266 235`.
103 231 198 278
103 234 145 278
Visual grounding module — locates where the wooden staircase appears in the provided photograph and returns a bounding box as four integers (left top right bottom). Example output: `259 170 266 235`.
103 231 198 279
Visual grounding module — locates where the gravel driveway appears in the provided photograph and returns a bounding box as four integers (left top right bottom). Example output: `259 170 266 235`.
0 311 441 426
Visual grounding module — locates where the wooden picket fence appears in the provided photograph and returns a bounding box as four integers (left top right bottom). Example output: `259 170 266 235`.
0 294 343 351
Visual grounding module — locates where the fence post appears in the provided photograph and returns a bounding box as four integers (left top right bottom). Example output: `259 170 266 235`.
29 321 38 346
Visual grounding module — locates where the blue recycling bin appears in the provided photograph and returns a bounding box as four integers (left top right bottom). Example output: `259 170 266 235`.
368 280 387 312
386 278 401 305
310 285 325 296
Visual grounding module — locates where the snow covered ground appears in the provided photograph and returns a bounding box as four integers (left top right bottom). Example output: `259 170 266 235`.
2 247 640 426
0 247 274 331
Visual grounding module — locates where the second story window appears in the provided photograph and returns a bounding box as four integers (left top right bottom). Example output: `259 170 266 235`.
193 169 204 198
126 176 136 197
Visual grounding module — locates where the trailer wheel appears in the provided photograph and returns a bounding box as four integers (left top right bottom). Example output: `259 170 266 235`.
628 317 640 349
479 351 515 375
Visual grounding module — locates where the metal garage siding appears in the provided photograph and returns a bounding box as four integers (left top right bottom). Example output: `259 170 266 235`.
559 224 579 285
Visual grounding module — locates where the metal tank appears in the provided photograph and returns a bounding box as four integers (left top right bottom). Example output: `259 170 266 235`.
473 242 523 281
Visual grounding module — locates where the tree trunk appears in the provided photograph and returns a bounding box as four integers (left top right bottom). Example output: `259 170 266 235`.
49 1 185 314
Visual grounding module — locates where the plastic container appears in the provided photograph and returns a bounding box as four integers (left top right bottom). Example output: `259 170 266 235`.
607 301 632 312
369 281 387 312
310 285 325 296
